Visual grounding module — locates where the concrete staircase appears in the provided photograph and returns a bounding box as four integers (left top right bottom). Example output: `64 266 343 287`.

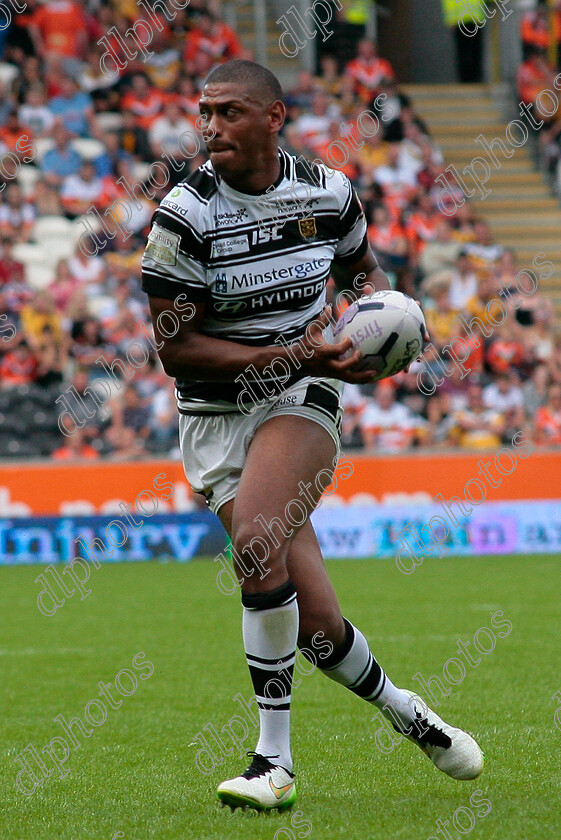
224 0 289 78
401 83 561 317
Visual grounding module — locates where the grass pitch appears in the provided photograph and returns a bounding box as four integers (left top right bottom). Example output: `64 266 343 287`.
1 554 560 840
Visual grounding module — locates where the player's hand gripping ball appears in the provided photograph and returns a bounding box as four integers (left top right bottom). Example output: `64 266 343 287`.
333 290 426 379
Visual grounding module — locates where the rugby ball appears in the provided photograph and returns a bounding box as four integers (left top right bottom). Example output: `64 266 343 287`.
333 290 426 379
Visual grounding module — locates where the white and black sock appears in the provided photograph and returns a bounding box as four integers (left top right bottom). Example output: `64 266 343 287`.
319 618 417 731
242 581 298 773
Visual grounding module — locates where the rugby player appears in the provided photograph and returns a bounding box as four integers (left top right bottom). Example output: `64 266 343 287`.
141 60 483 812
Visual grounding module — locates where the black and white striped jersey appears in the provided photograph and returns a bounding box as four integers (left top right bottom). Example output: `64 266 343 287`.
141 148 368 413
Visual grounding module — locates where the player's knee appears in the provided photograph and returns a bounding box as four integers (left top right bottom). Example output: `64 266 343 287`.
232 524 282 580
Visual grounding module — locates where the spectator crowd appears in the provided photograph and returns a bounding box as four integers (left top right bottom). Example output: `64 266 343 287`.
0 0 559 460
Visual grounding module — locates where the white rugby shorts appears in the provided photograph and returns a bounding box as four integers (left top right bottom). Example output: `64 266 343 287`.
178 377 344 514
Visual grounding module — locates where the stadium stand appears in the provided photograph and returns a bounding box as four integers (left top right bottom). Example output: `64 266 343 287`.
0 1 558 459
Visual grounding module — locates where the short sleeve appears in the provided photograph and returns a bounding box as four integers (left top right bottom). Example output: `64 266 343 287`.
141 206 209 302
332 172 368 265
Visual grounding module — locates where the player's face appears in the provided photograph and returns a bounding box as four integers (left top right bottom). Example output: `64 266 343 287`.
198 82 280 183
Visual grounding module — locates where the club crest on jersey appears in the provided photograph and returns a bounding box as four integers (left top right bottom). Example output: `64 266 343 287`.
298 216 317 240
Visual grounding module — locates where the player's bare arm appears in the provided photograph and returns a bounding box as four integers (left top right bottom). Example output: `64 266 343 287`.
330 247 392 294
147 296 382 385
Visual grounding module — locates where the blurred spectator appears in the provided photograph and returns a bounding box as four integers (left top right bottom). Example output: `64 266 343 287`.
47 259 80 312
448 384 505 449
422 271 461 352
548 336 561 385
341 383 367 447
0 237 25 287
67 242 107 296
0 339 38 387
12 56 42 105
523 363 550 417
373 142 417 216
360 383 423 452
29 0 87 61
145 28 181 90
483 372 524 435
285 71 321 117
367 204 408 274
289 92 340 153
40 124 82 187
60 160 109 217
149 100 196 158
0 107 32 153
21 291 64 348
463 220 503 270
521 2 561 63
117 110 152 161
35 323 69 387
522 306 555 364
0 184 35 241
53 426 100 460
121 74 165 130
516 47 559 122
33 178 64 216
148 374 178 450
18 84 54 136
70 317 109 367
105 385 151 459
486 324 526 376
448 250 478 311
345 40 395 102
183 9 242 77
535 384 561 445
420 220 462 276
48 76 95 137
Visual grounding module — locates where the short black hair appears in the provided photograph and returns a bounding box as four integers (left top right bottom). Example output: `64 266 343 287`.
204 60 283 105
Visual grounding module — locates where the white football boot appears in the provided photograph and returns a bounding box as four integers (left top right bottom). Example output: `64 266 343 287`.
217 752 296 812
395 690 484 780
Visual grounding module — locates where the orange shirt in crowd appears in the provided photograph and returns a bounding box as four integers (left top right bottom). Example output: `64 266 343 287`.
53 444 100 460
120 89 165 129
367 220 407 254
31 1 87 58
535 405 561 444
521 11 561 49
315 137 359 180
516 57 554 104
184 23 242 66
0 350 38 386
345 56 395 101
486 339 525 374
405 211 439 254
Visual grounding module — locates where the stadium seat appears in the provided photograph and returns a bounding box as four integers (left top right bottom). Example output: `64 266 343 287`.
32 410 60 433
33 216 75 243
70 138 106 161
132 162 151 182
0 412 21 435
0 438 43 458
87 295 116 318
33 138 54 164
11 244 56 286
18 165 41 198
41 238 75 264
0 62 19 88
26 263 55 290
96 113 125 132
72 214 104 243
12 242 44 264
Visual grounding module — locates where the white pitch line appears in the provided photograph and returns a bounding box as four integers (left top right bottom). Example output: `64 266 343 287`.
0 647 97 656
